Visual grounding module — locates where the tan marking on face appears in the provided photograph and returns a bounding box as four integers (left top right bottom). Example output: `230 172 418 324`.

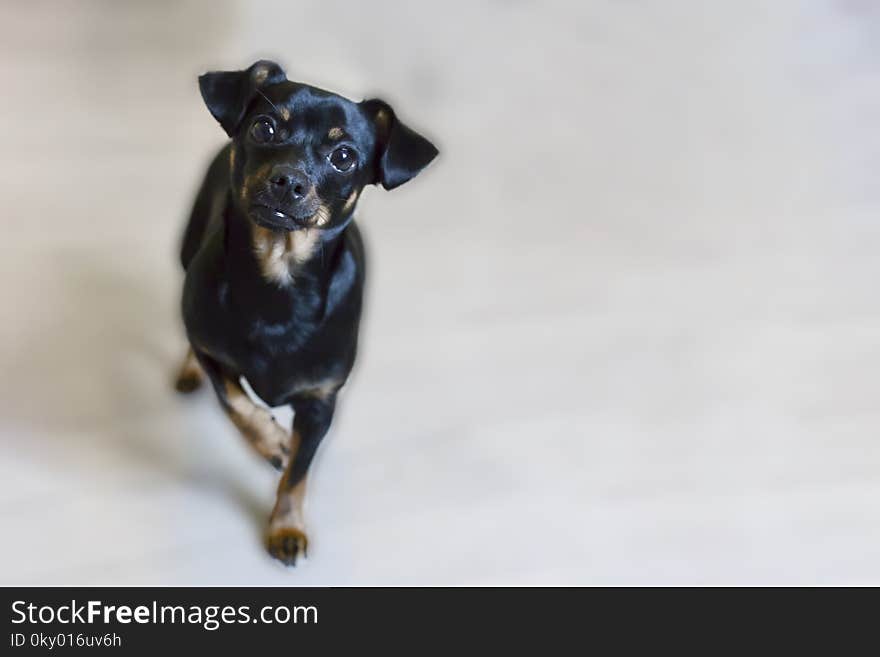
280 107 290 121
327 127 344 140
312 203 331 227
222 378 292 467
342 189 360 214
244 163 273 195
242 162 274 204
174 347 203 392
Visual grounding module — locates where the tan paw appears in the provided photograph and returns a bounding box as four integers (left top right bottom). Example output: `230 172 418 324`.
174 349 204 393
247 407 291 471
266 527 308 566
267 440 292 471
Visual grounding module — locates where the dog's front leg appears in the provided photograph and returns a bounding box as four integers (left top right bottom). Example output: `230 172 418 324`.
267 391 337 565
194 351 292 470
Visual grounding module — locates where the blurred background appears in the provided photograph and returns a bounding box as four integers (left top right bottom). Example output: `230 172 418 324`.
1 0 879 585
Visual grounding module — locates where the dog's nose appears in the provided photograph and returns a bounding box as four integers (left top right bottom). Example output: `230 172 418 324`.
269 166 309 200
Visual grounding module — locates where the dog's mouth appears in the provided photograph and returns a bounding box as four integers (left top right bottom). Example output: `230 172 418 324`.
249 204 320 231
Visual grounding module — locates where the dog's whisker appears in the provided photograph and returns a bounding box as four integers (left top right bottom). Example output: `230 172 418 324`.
256 88 281 115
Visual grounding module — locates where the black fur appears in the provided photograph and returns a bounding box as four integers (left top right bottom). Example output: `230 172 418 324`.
178 60 437 564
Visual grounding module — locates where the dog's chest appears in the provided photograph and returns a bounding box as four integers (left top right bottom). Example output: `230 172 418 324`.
183 225 362 406
186 259 316 348
251 225 321 288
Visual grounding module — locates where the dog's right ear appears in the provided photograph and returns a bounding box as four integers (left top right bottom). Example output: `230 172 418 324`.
360 98 438 190
198 60 286 137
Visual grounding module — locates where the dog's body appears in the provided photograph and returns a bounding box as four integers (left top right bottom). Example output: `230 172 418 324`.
181 142 365 408
175 61 436 565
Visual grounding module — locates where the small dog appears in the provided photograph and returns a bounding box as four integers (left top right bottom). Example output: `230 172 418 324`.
174 60 437 565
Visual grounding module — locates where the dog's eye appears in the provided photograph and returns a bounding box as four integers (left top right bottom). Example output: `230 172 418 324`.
250 118 276 144
328 146 356 172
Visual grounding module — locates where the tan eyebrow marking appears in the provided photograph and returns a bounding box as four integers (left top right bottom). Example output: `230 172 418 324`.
279 107 290 121
328 127 344 140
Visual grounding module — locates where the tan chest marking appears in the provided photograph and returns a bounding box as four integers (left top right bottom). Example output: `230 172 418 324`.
252 224 321 286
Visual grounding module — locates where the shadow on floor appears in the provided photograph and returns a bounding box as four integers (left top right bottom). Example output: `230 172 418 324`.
0 246 269 535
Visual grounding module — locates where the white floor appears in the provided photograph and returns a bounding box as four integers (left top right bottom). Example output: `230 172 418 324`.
1 0 879 585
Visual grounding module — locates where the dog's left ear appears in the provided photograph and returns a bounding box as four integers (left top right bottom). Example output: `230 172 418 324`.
199 60 286 137
360 99 438 190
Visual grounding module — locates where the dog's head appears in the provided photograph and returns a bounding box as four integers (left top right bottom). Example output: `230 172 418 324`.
198 60 438 232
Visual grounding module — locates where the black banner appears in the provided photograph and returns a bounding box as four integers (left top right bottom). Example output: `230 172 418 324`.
0 586 867 652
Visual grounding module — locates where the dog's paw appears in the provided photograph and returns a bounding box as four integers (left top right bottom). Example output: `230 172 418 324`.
174 372 203 393
267 450 288 472
266 527 308 566
174 351 204 393
232 404 292 470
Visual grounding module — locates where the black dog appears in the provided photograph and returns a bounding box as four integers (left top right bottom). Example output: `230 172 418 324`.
174 60 437 565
